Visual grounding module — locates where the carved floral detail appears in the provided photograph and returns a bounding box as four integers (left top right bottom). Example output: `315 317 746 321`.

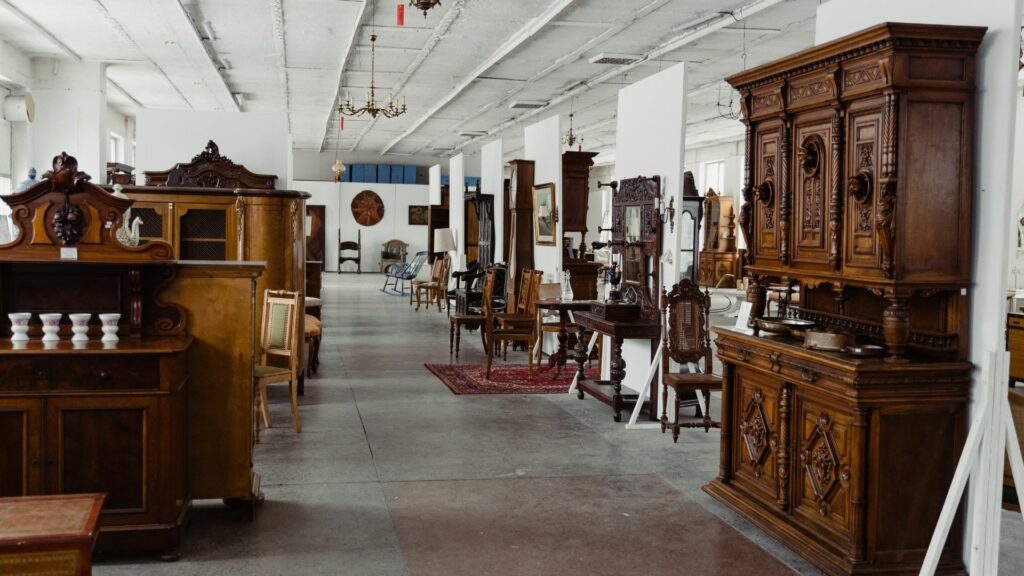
740 390 771 478
800 412 842 517
53 195 84 246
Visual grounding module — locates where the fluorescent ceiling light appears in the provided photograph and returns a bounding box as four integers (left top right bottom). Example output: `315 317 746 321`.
508 100 548 109
459 131 488 137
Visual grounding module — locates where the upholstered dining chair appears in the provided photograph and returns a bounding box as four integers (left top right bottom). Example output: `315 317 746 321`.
660 279 721 442
254 290 303 438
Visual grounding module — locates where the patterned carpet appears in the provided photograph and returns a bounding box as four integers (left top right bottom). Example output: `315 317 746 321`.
426 362 600 395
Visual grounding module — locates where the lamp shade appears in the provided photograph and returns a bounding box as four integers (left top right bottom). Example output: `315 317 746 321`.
433 228 456 253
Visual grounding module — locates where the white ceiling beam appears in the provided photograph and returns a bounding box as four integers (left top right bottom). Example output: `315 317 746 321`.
269 0 290 125
377 0 577 155
170 0 239 111
317 0 370 152
0 0 82 61
448 0 787 156
85 0 193 109
347 0 471 152
408 0 673 155
107 78 142 108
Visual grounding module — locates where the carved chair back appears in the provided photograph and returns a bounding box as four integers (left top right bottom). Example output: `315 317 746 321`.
382 239 409 260
479 269 499 317
260 290 302 373
661 279 713 373
523 270 543 318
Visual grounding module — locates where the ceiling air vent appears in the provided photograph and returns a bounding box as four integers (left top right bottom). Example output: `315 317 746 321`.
508 100 548 109
589 53 643 65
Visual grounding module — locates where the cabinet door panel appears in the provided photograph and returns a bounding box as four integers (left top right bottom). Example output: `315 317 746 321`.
753 123 781 262
174 203 233 261
843 101 884 274
731 368 782 503
129 201 173 246
46 396 158 525
0 398 42 497
791 111 835 268
792 392 856 540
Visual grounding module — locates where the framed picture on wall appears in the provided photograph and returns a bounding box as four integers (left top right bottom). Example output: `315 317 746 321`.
408 205 428 226
533 183 557 246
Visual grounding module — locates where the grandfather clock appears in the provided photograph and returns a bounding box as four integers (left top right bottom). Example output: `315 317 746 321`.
506 159 535 279
678 171 703 283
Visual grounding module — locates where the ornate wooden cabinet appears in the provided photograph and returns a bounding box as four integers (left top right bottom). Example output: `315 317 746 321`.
464 191 494 267
505 159 535 278
698 188 738 287
562 151 601 300
0 154 192 558
704 23 985 576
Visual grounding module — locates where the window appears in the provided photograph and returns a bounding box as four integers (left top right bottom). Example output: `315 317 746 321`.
701 160 726 195
109 132 124 163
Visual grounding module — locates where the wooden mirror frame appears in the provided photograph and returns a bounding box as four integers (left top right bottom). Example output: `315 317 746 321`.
612 175 662 321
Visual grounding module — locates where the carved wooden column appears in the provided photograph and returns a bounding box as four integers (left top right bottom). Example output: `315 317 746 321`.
776 383 791 511
739 116 754 262
778 119 791 265
746 276 767 327
610 336 626 422
883 291 911 362
829 108 843 270
877 91 898 279
719 362 734 483
574 324 588 400
849 407 869 562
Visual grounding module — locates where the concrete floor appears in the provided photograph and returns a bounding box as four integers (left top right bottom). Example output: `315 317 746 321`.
94 273 1024 575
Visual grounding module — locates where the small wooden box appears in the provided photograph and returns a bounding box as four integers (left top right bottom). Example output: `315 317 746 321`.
588 302 641 322
0 494 105 576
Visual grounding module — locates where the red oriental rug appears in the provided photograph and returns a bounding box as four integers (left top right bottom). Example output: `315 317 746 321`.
425 363 599 395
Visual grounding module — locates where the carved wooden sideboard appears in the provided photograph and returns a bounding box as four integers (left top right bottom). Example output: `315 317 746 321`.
698 188 738 287
704 23 985 576
0 153 192 558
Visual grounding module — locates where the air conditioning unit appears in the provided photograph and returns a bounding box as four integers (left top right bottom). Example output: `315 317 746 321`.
589 53 644 65
2 93 34 122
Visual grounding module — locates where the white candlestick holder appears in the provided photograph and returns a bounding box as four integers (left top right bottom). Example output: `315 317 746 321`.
69 313 92 342
39 313 62 342
99 313 121 343
8 312 30 342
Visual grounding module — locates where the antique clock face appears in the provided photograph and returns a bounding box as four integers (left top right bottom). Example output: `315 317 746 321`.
351 190 385 226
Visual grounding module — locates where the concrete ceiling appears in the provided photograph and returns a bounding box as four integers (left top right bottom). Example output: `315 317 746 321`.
0 0 821 158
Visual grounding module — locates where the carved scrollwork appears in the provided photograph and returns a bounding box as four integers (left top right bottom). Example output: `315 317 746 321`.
798 135 823 178
740 389 771 478
800 412 842 517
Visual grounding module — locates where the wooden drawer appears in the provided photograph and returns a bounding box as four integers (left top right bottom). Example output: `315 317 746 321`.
49 357 161 392
0 359 41 393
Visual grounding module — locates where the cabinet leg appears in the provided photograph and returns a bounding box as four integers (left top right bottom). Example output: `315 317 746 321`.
160 550 181 562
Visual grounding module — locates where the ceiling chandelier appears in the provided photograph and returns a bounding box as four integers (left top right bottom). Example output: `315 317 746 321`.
562 98 582 150
338 32 407 119
410 0 442 17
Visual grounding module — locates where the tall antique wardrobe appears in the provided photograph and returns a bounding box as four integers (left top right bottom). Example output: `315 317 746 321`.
705 23 985 576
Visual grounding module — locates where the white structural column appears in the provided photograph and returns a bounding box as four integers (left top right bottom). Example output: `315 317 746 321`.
481 140 505 260
815 1 1023 574
450 154 466 267
611 61 687 423
30 59 108 178
523 114 563 281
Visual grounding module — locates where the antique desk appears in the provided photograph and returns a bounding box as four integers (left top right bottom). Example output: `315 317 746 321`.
534 299 591 371
0 493 105 575
572 311 660 422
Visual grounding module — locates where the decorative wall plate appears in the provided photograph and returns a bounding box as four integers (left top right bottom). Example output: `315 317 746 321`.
351 190 385 226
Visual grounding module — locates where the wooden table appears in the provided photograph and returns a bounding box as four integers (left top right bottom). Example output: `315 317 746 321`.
534 299 592 372
0 493 105 575
571 311 661 422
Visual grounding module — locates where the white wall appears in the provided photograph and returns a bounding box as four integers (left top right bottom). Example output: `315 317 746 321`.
449 154 465 266
136 110 290 185
523 114 563 281
1012 88 1024 288
30 59 108 179
428 164 441 205
298 180 430 273
613 61 687 396
816 1 1022 571
481 139 505 260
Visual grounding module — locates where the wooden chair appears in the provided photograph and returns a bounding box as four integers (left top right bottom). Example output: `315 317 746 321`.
484 272 537 379
338 229 361 273
495 269 542 355
660 279 721 442
304 313 321 375
254 290 303 436
535 282 563 362
449 268 496 358
413 255 450 311
380 239 409 273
